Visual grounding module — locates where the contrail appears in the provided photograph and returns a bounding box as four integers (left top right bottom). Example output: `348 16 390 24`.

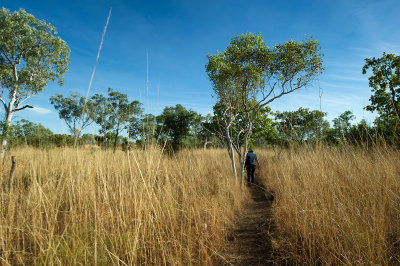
74 7 112 149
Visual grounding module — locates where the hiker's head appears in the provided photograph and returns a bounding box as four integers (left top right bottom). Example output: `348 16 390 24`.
248 148 253 153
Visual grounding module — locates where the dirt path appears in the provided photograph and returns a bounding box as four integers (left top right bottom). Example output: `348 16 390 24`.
223 184 275 266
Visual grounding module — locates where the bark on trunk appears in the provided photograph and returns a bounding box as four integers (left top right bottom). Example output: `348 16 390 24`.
203 138 212 151
1 110 14 159
390 87 400 123
113 127 120 153
229 142 237 184
240 138 249 185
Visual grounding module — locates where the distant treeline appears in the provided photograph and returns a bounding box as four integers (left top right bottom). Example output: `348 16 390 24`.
4 104 398 150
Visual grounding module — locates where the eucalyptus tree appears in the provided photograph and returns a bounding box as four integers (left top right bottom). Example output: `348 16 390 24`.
0 8 70 156
362 53 400 122
333 110 355 142
92 88 142 152
156 104 197 151
205 102 276 152
91 93 109 139
50 92 95 140
275 108 329 144
128 113 157 145
12 119 53 146
206 33 322 183
362 53 400 144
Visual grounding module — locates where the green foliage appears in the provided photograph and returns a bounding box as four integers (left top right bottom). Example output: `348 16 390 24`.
333 110 355 141
0 8 69 112
156 104 197 151
0 8 70 89
128 113 157 144
8 119 53 147
206 33 323 113
49 134 74 147
362 53 400 146
0 8 69 154
79 134 98 145
275 108 329 144
50 93 95 137
91 88 142 151
362 53 400 121
206 32 323 182
373 115 400 146
209 101 277 147
206 33 268 110
347 119 375 146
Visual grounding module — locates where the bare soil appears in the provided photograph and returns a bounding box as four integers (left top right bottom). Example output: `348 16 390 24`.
223 183 276 266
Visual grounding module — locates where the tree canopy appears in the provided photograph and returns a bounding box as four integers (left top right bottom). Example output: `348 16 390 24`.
275 108 328 144
206 32 323 183
157 104 197 151
362 53 400 121
0 8 70 155
91 88 142 152
50 93 95 138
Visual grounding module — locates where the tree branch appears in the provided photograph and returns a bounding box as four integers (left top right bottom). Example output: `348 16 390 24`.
0 47 15 65
0 96 7 111
14 104 34 112
16 94 35 107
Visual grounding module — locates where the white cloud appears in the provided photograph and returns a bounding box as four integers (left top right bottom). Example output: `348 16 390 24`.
324 74 366 83
31 106 52 115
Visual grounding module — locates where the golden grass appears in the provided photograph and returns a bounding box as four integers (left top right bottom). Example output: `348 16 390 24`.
259 146 400 264
0 147 247 265
3 145 400 265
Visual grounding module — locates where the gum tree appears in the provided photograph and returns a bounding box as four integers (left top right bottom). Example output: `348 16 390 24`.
206 33 322 184
50 92 95 140
92 88 142 152
362 53 400 122
156 104 197 151
0 8 70 156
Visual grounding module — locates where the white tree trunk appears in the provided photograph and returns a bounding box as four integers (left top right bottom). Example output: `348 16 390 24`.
1 109 14 158
229 142 237 184
240 138 249 185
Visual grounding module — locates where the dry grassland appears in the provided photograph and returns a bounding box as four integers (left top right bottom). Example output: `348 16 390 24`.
2 146 400 265
0 147 247 265
259 146 400 265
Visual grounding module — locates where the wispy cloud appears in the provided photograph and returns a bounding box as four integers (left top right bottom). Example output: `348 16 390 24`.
351 42 400 58
324 74 366 83
31 106 52 115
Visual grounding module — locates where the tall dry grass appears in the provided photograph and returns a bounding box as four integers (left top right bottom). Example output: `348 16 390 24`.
259 146 400 264
0 147 247 265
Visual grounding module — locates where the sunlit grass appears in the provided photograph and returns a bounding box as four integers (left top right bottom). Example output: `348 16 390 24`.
0 147 247 265
2 145 399 264
259 146 400 264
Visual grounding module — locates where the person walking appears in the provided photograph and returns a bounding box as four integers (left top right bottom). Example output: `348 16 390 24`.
245 148 259 185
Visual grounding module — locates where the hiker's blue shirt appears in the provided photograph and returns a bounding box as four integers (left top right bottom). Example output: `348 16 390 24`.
245 152 257 167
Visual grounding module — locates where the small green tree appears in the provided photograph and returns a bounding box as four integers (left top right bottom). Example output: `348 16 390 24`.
333 110 355 142
91 93 109 139
206 102 276 149
92 88 142 152
347 119 374 147
10 119 53 146
275 108 329 144
157 104 197 151
128 113 157 146
206 33 322 183
0 8 70 156
50 92 95 140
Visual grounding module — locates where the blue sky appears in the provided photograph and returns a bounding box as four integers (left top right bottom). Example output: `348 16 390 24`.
2 0 400 134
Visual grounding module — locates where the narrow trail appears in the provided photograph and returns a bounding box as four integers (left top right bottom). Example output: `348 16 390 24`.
223 183 275 266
